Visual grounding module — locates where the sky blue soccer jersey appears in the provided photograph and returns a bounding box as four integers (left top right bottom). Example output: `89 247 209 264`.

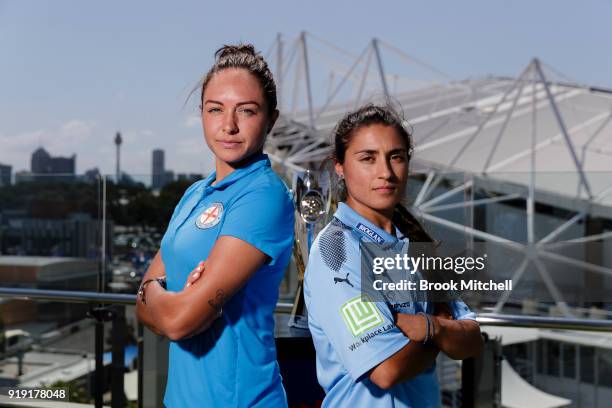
304 202 476 408
160 153 294 407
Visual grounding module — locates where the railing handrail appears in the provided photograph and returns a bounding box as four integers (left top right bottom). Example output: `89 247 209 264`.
476 313 612 332
1 286 611 333
0 286 135 305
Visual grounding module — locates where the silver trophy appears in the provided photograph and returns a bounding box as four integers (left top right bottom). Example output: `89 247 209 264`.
289 169 331 329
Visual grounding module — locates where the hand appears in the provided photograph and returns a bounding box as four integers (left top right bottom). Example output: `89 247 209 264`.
395 313 441 343
184 261 206 290
395 313 427 342
434 302 453 320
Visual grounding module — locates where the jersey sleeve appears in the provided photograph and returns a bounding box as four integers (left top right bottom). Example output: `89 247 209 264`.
220 183 295 266
450 299 477 320
305 232 409 381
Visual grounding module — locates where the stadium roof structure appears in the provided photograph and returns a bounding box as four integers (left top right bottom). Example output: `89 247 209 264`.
264 33 612 316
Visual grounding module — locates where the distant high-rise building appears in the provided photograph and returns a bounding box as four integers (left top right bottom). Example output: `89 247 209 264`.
31 147 51 174
30 147 75 181
0 163 11 187
152 149 165 189
163 170 175 186
50 156 75 174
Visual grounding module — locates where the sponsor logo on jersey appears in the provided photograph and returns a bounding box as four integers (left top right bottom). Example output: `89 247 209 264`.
347 323 395 351
356 223 385 243
333 273 354 287
340 295 384 337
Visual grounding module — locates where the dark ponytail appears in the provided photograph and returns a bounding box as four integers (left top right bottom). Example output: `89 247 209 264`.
392 204 434 243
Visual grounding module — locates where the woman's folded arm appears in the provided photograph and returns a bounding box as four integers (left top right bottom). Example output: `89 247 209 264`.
369 341 440 389
395 312 484 361
139 236 268 341
135 250 166 336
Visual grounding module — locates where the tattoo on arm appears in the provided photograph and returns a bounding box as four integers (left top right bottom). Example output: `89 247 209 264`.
207 289 227 316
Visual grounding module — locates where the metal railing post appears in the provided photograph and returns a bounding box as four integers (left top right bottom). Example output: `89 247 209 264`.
88 306 116 408
137 322 144 408
95 318 104 408
111 305 126 408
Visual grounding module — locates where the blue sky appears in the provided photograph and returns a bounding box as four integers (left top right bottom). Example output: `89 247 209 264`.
1 0 610 177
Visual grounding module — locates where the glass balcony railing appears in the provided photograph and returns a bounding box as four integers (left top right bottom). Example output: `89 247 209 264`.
0 287 610 408
0 289 135 407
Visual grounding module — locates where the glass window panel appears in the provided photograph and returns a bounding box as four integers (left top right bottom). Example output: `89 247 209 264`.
598 349 612 388
580 346 595 384
546 341 560 376
562 343 575 379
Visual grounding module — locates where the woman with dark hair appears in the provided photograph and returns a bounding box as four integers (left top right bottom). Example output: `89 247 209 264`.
136 44 294 407
304 104 483 407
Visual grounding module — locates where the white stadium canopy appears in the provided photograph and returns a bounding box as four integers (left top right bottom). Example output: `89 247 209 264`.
265 33 612 317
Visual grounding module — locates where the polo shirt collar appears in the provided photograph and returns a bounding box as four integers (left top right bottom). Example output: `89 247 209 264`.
200 152 270 192
335 202 404 244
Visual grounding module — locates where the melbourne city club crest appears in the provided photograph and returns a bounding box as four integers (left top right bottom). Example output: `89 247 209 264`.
195 203 224 229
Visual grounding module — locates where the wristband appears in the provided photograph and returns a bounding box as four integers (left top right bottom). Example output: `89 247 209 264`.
138 277 166 305
417 312 431 344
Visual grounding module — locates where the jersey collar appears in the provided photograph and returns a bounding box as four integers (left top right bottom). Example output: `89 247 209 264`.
335 202 406 244
201 152 270 192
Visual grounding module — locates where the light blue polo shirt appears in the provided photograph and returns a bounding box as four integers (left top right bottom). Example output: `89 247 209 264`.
304 202 476 408
160 153 294 408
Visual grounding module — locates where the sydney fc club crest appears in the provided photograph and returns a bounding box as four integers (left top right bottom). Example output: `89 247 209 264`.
195 203 224 229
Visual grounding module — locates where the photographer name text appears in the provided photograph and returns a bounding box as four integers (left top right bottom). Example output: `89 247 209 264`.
372 279 513 292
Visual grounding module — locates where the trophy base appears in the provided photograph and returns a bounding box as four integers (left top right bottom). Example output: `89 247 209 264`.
288 281 309 329
287 314 309 329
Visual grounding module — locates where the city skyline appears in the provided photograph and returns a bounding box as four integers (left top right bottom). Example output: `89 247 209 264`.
1 1 610 176
0 145 200 187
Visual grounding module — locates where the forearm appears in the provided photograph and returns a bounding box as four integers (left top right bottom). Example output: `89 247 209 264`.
370 340 439 389
391 341 440 383
145 283 185 340
136 294 165 336
135 250 167 336
144 282 218 341
138 236 268 341
433 318 483 360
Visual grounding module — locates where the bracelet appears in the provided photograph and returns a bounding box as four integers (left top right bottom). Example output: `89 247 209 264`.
417 312 431 344
138 277 166 305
